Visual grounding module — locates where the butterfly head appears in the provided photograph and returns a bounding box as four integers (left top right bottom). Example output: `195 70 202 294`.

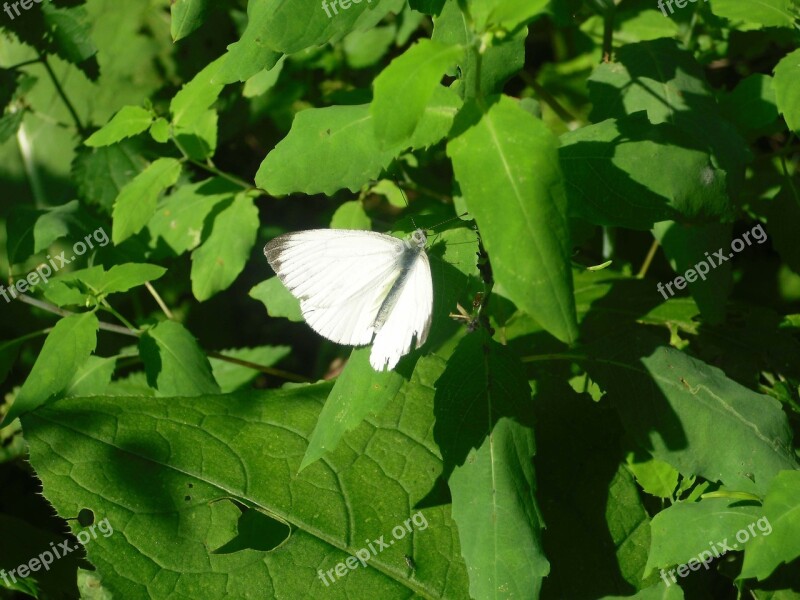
409 228 427 249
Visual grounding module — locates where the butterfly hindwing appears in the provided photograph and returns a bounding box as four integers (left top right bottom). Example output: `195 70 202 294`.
370 249 433 370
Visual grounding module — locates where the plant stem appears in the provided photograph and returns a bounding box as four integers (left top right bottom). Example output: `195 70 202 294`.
100 299 139 332
145 282 174 320
206 352 312 384
519 72 578 124
171 135 259 193
637 238 661 278
602 6 615 63
18 294 140 337
39 54 87 136
8 58 41 70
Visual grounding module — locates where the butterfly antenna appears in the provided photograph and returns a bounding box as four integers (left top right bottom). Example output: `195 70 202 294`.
428 212 470 232
396 182 418 230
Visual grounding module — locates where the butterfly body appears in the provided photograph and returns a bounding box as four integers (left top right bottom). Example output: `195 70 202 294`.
264 228 433 371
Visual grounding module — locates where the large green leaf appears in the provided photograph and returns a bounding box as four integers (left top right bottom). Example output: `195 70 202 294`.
644 498 764 576
21 381 470 598
139 320 220 396
435 332 548 600
371 39 463 147
740 470 800 580
710 0 796 27
589 342 797 496
560 114 729 229
112 158 183 244
447 95 578 344
2 312 98 426
191 194 259 301
588 39 749 195
240 0 400 55
773 49 800 135
257 87 461 195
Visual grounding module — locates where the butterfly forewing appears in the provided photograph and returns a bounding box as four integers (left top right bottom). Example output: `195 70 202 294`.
265 230 408 347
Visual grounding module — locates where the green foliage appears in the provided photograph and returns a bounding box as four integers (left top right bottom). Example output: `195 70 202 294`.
1 0 800 598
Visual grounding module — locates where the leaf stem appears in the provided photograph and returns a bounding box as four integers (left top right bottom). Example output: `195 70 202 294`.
171 134 258 192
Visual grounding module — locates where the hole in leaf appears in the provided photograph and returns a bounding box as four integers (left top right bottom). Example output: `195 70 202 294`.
77 509 95 527
210 498 291 554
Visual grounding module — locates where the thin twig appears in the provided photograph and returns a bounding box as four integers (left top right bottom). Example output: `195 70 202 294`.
145 282 174 319
602 7 615 63
207 352 312 383
7 58 42 70
519 72 578 124
18 294 140 337
39 54 87 136
637 238 661 279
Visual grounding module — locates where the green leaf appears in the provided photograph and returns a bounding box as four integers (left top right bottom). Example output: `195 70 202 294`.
170 58 226 131
1 312 98 426
560 114 729 229
240 0 399 55
147 177 239 256
468 0 549 31
588 39 750 194
242 57 286 98
761 187 800 274
740 470 800 580
652 221 733 323
85 106 154 147
436 332 548 599
343 25 397 69
42 5 100 79
447 95 578 344
371 40 463 147
301 348 406 470
139 320 220 396
626 451 680 499
7 200 79 265
170 0 212 41
433 0 527 96
21 382 470 597
191 194 259 301
773 49 800 135
710 0 796 27
719 74 779 134
72 142 149 215
330 201 371 229
589 343 797 496
112 157 182 244
209 346 292 393
60 263 167 296
257 88 461 195
644 498 764 576
601 582 685 599
249 277 304 322
64 355 117 397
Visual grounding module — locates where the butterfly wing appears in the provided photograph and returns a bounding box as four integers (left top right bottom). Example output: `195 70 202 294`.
265 229 407 346
370 249 433 371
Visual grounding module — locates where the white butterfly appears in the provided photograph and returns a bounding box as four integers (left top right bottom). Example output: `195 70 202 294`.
264 228 433 371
